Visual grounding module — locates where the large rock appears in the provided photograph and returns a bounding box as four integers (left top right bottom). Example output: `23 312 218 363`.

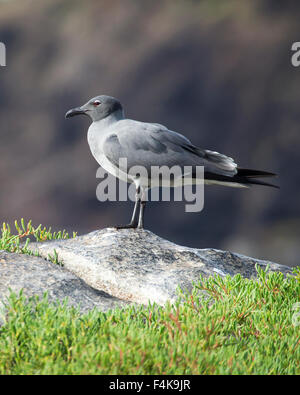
27 228 292 305
0 250 129 318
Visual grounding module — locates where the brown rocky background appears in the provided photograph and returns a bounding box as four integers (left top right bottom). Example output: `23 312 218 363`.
0 0 299 266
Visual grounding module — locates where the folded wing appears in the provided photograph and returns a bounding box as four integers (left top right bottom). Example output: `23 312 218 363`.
102 120 238 178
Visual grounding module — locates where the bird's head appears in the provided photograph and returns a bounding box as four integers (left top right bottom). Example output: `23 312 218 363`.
65 95 123 122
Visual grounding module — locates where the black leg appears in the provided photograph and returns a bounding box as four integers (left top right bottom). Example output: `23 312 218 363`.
137 200 146 229
115 188 141 229
137 188 147 229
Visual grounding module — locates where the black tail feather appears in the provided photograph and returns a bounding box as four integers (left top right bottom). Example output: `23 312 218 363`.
204 168 279 189
242 178 280 189
237 168 277 178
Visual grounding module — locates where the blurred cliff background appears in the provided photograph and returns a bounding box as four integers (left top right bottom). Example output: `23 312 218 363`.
0 0 299 266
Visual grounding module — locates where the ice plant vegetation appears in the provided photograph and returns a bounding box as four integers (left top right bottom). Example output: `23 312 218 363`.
0 252 299 374
0 219 76 264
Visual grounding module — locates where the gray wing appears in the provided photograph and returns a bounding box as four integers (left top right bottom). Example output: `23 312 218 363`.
102 120 237 177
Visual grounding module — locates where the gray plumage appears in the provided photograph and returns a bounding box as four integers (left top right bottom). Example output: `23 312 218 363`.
65 95 278 229
102 120 237 178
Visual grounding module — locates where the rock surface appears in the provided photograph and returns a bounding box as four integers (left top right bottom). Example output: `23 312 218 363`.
0 250 129 318
27 228 292 306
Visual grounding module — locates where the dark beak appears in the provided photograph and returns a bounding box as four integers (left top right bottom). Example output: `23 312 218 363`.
65 107 88 119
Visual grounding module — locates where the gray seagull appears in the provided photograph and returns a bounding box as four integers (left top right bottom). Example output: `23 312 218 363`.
65 95 278 229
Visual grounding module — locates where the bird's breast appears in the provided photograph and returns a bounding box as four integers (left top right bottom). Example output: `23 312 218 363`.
87 127 129 183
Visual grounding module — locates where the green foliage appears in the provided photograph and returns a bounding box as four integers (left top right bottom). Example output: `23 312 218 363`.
0 219 77 264
293 266 300 282
0 267 299 375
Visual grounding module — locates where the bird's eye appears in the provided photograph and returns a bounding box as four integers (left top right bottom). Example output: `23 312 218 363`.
93 100 101 106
